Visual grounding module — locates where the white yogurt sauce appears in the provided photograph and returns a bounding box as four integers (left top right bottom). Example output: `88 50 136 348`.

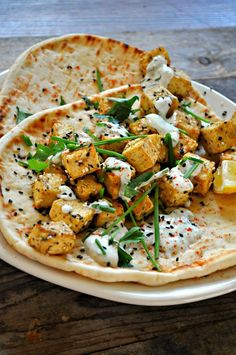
144 55 174 88
84 230 119 267
57 185 76 200
61 204 73 214
137 168 169 190
178 159 203 178
102 158 135 201
95 121 129 138
86 199 113 214
154 96 173 118
169 167 193 193
141 209 201 258
146 113 180 146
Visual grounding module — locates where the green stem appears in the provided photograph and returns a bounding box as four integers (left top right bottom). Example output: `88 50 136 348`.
96 148 127 160
141 239 160 271
154 185 160 259
94 135 147 147
182 107 210 124
103 183 156 235
124 201 137 227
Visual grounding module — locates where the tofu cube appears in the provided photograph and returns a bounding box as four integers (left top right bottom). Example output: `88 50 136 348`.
129 118 157 136
140 47 171 76
28 221 75 255
148 134 168 163
49 199 95 233
129 195 154 220
167 69 192 98
173 133 198 159
33 172 67 209
184 153 215 195
159 168 193 207
123 134 166 172
95 200 124 227
62 144 100 179
140 86 179 117
173 110 200 141
104 172 121 200
75 175 102 201
201 119 236 154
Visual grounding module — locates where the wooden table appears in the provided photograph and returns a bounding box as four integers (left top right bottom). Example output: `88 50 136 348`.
0 1 236 353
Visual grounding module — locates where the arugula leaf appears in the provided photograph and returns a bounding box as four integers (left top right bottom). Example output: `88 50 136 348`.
16 107 32 124
21 135 33 147
107 96 139 122
82 96 99 110
124 171 153 198
119 227 144 244
118 246 133 267
27 159 49 172
60 96 66 106
96 69 104 92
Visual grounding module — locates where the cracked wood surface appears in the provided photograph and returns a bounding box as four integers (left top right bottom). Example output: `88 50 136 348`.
0 27 235 354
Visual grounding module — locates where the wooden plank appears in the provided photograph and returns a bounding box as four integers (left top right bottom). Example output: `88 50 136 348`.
0 260 235 354
0 0 236 36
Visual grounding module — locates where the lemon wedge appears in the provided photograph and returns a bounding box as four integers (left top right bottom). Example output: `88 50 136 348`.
214 160 236 194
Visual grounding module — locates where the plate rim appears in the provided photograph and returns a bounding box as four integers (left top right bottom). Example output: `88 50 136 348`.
0 70 235 306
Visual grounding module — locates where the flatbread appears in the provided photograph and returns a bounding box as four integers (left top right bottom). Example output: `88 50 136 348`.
0 34 143 137
0 85 235 286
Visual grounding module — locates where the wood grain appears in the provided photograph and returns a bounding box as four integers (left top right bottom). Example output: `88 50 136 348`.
0 27 235 355
0 260 235 355
0 0 236 36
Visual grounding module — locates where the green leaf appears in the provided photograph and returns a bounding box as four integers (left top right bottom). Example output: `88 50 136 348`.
107 96 139 122
60 96 66 106
96 69 104 92
118 246 133 267
124 171 153 198
119 227 144 244
21 135 33 147
16 107 32 124
91 203 115 214
27 159 49 172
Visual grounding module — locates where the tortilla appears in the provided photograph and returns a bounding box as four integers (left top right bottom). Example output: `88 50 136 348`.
0 34 143 137
0 84 235 286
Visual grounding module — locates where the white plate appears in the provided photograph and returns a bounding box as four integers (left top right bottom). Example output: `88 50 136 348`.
0 70 235 306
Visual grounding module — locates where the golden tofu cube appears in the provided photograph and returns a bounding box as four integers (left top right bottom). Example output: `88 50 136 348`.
129 195 154 220
104 172 121 200
62 144 100 179
140 86 179 117
174 133 198 159
220 150 236 162
140 47 171 76
75 175 102 201
33 172 67 209
129 118 157 136
100 135 127 153
49 199 95 233
28 221 75 255
148 134 168 163
184 153 215 195
168 69 192 98
174 110 200 141
123 134 164 172
159 169 193 207
95 200 124 227
201 119 236 154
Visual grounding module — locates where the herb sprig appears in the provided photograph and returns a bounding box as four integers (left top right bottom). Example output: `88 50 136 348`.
181 102 210 124
107 96 139 122
164 132 176 168
16 107 33 124
96 69 104 92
